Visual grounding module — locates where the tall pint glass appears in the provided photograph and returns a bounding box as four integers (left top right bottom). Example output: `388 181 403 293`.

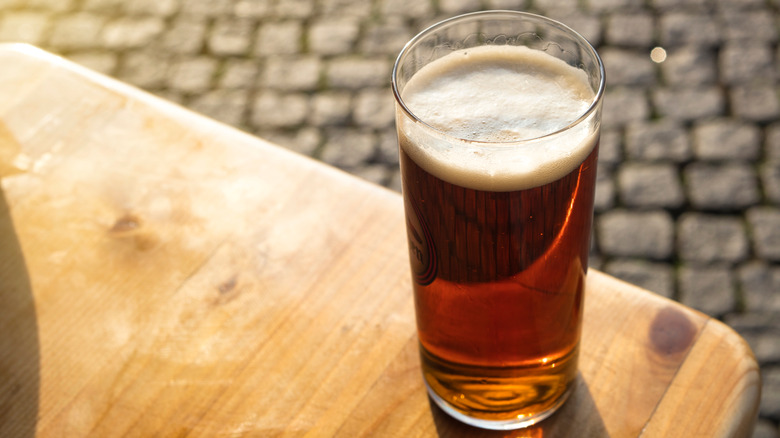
392 11 604 430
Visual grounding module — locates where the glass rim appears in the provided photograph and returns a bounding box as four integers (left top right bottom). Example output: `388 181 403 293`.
391 10 606 146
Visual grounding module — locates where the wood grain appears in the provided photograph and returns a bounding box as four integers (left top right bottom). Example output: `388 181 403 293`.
0 44 761 437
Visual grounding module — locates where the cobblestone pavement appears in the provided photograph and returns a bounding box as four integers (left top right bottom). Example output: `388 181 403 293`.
1 0 779 434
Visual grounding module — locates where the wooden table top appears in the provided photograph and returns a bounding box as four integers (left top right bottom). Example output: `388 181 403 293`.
0 44 761 437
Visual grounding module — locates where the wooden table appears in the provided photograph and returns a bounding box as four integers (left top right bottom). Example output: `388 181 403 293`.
0 44 761 437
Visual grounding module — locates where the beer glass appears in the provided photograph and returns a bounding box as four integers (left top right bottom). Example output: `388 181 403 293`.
392 11 604 430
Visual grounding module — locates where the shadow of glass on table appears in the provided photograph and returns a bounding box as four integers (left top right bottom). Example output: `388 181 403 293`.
0 183 40 436
430 374 607 438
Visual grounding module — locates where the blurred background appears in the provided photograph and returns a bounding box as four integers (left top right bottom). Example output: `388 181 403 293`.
0 0 778 435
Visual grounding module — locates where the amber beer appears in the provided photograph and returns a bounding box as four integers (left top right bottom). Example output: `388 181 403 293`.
393 12 604 430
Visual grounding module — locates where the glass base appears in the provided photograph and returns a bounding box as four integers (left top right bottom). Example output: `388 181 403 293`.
425 379 573 430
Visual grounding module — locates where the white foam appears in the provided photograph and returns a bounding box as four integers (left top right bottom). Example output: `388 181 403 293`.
399 44 599 192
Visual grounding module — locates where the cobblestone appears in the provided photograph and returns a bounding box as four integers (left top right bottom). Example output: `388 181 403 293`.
678 265 736 317
309 92 352 126
652 87 725 121
731 85 780 122
0 12 50 46
660 46 718 86
101 17 165 50
319 128 376 169
760 367 780 420
166 56 218 93
604 12 654 47
677 213 749 264
625 121 691 162
659 13 719 47
262 56 321 92
693 119 761 161
597 210 674 259
603 259 674 298
617 162 684 208
747 208 780 261
208 17 254 56
685 163 760 211
602 88 649 128
738 261 780 313
762 162 780 204
599 48 656 86
719 43 775 85
255 21 302 56
309 19 360 55
8 0 780 426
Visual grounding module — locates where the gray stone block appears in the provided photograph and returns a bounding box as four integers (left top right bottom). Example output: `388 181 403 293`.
750 419 779 438
761 162 780 204
594 165 615 212
377 128 399 166
678 265 736 317
721 10 777 43
677 213 749 264
354 89 395 129
720 42 775 85
118 50 170 88
599 48 656 86
378 0 435 18
179 0 233 17
189 90 248 127
219 59 260 89
255 21 302 56
101 17 165 50
603 258 675 298
309 18 360 55
693 119 761 161
617 162 684 208
660 45 718 86
123 0 179 16
160 18 207 55
598 129 623 166
597 209 674 259
731 85 780 123
251 92 309 128
309 92 352 126
261 56 321 92
586 0 644 12
685 163 760 211
547 12 602 47
605 11 654 47
166 56 218 93
652 87 725 121
320 128 377 169
438 0 483 14
67 51 118 76
767 123 780 161
0 12 51 46
747 207 780 261
208 17 254 56
259 127 321 157
326 57 391 90
234 0 274 18
602 88 650 128
738 261 780 313
625 120 691 162
320 0 373 17
659 12 719 47
760 366 780 420
49 12 106 50
360 18 413 56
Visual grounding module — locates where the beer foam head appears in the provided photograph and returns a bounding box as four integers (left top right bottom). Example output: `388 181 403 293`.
399 44 599 191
